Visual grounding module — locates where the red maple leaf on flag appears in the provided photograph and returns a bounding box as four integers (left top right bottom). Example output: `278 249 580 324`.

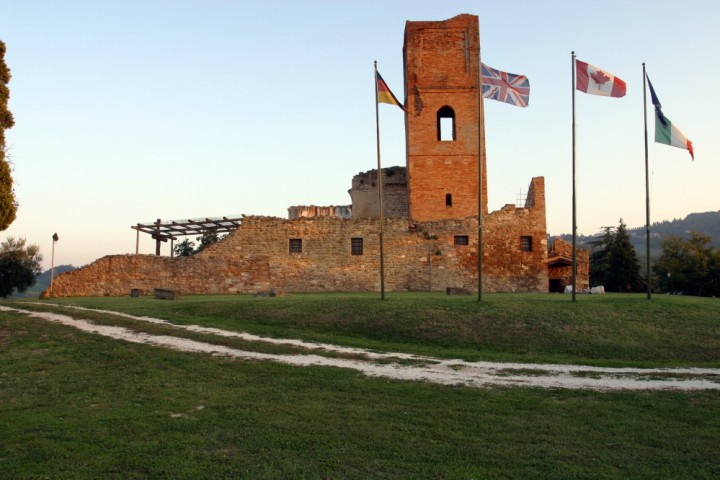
590 70 610 85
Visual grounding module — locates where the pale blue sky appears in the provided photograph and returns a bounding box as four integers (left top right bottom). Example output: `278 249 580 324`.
2 0 718 269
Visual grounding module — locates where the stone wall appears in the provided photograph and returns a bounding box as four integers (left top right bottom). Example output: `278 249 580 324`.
44 183 550 298
348 167 409 219
43 251 271 298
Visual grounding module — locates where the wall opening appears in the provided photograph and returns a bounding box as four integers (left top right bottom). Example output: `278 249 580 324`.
520 236 533 252
289 238 303 254
437 106 456 141
445 193 453 207
454 235 469 246
351 238 363 256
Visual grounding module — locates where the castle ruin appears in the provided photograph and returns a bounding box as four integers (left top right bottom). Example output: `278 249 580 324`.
44 14 589 298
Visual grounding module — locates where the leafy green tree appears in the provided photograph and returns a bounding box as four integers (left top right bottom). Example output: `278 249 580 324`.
589 219 642 292
195 231 225 254
0 40 17 231
0 237 43 297
174 238 195 257
172 232 227 257
653 232 720 297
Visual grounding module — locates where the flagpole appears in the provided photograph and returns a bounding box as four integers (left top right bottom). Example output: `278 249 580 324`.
374 61 386 300
643 63 651 300
477 48 484 302
571 52 577 302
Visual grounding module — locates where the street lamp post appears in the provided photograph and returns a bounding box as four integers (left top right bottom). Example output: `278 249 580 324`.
50 233 59 295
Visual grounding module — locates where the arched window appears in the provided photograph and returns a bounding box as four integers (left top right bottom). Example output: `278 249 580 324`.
437 106 455 141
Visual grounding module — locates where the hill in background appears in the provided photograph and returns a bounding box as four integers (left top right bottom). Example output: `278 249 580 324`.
553 210 720 261
12 264 76 298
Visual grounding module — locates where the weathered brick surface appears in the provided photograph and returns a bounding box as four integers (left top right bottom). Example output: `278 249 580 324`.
404 14 488 221
43 250 271 298
46 179 549 298
548 237 590 292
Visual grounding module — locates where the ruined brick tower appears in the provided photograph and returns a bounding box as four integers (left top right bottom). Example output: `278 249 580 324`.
404 14 488 222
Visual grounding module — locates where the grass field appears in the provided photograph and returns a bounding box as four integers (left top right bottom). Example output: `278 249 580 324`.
1 293 719 478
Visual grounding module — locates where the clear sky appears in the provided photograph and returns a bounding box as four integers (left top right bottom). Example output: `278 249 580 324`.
1 0 718 270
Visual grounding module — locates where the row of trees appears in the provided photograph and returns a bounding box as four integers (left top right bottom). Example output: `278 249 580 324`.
653 232 720 297
589 219 720 297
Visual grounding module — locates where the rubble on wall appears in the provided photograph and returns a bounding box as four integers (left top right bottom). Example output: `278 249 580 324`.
288 205 352 220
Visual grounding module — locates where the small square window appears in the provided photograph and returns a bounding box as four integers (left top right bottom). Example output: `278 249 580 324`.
351 238 363 256
454 235 469 246
520 236 533 252
446 193 453 207
289 238 302 254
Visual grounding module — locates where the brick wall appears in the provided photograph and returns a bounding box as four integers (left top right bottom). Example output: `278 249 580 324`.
404 14 488 221
548 237 590 292
44 178 550 298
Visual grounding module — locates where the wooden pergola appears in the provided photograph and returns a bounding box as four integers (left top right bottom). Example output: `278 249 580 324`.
131 216 244 256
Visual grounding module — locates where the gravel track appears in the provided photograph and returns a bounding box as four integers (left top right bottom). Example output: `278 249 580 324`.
3 304 719 391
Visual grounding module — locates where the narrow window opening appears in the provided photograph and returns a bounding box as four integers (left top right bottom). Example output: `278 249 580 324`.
289 238 302 254
454 235 469 246
437 106 456 141
445 193 453 207
520 236 533 252
351 238 363 256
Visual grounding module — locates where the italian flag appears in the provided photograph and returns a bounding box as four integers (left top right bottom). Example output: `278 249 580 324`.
655 113 694 160
647 75 694 160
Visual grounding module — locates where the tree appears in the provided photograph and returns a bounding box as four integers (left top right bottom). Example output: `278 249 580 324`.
589 219 642 292
174 238 195 257
171 231 227 257
194 231 225 254
0 237 43 297
653 232 720 297
0 40 17 231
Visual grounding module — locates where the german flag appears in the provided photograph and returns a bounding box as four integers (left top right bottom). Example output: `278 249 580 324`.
376 71 404 110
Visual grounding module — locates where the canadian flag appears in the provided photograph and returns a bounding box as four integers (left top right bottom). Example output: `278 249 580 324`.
576 60 626 98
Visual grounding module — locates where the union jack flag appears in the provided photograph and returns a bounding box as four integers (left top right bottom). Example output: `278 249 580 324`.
481 63 530 108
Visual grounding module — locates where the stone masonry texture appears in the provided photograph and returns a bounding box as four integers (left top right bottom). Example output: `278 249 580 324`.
47 191 549 297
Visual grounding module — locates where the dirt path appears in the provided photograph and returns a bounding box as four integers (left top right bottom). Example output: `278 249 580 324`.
3 304 719 391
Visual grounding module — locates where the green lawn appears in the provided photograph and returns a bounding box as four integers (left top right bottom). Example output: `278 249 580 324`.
1 293 719 479
25 292 720 368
